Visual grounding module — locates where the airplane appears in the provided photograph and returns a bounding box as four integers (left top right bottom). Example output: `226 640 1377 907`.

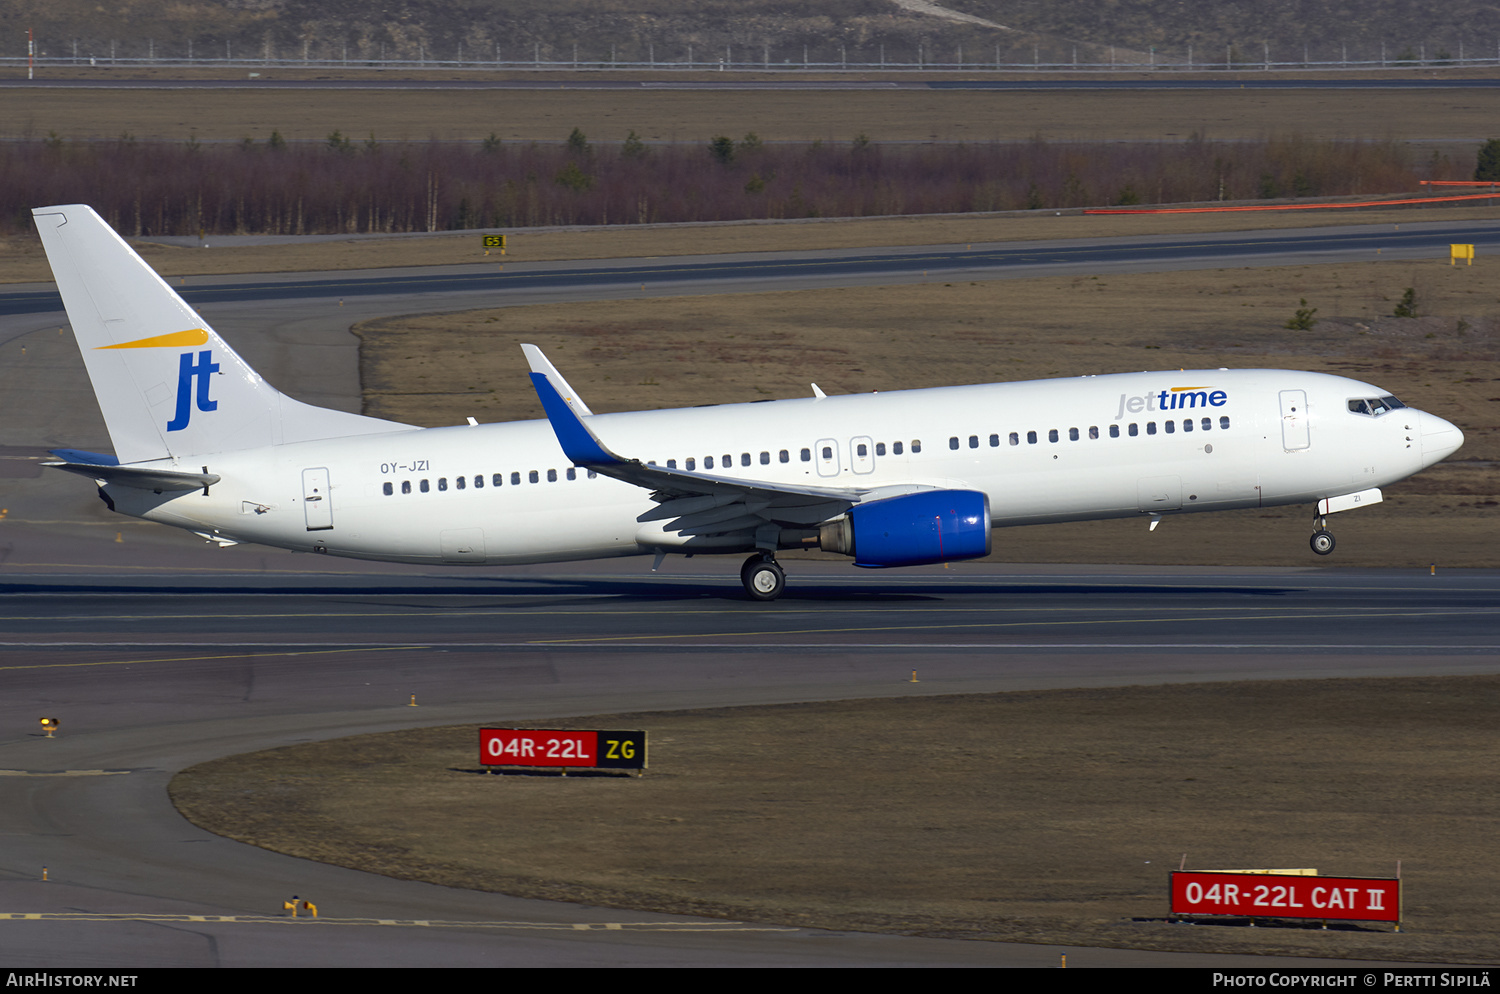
31 204 1465 601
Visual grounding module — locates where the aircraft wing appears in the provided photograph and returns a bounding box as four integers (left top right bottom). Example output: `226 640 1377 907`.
522 345 870 531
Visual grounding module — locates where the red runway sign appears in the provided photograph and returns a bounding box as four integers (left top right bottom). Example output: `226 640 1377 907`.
479 728 646 770
1170 871 1400 923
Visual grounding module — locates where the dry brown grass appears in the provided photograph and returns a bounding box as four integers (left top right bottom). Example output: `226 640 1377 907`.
170 676 1500 962
5 204 1497 284
7 81 1500 147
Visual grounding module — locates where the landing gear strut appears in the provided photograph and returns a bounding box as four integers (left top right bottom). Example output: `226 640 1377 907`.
1310 513 1336 556
741 553 785 601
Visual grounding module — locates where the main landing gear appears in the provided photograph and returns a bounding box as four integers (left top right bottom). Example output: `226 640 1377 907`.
741 552 786 601
1309 512 1336 556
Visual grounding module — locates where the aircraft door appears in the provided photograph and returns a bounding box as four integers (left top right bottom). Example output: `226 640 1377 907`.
302 467 333 531
1279 389 1310 451
850 436 875 474
815 438 840 477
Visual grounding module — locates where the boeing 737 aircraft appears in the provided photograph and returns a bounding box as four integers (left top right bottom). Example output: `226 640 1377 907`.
33 204 1465 600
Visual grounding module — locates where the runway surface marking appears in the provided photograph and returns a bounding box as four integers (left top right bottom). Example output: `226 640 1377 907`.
522 608 1499 643
0 770 131 777
3 603 1497 622
0 641 1496 672
0 912 794 932
0 646 422 671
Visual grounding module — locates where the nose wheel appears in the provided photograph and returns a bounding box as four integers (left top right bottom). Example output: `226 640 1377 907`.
741 554 786 601
1310 513 1335 556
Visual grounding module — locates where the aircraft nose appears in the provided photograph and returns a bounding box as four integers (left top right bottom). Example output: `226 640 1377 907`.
1419 411 1465 463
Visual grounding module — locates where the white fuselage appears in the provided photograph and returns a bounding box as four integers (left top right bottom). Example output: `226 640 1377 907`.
107 368 1460 566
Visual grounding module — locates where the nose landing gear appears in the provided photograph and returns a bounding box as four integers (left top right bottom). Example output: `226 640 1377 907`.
1310 512 1336 556
741 553 785 601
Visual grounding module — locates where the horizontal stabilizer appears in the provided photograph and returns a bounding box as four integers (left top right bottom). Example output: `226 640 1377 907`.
44 457 219 492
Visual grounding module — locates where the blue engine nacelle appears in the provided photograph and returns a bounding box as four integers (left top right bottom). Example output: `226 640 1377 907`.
818 490 991 568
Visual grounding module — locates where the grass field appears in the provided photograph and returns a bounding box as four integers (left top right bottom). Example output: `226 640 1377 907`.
170 676 1500 962
6 204 1500 283
6 79 1500 149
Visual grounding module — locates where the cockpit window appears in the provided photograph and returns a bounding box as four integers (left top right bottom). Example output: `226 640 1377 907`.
1348 395 1406 417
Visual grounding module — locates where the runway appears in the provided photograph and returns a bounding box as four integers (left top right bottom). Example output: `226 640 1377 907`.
3 557 1495 967
7 219 1500 321
2 220 1496 966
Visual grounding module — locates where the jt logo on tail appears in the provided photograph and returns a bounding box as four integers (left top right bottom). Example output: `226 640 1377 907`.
166 349 219 431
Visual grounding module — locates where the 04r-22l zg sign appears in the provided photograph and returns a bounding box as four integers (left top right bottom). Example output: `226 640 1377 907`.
479 728 647 770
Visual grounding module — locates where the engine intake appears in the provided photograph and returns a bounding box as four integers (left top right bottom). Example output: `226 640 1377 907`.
819 490 991 567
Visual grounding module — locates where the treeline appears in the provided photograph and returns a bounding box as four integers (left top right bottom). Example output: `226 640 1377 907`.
0 133 1464 237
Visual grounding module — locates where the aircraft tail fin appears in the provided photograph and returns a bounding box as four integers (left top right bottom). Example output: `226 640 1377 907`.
32 204 411 465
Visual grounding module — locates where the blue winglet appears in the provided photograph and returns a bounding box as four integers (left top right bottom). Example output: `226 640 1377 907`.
528 372 619 466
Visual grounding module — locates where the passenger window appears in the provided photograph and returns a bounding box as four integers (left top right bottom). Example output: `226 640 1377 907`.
822 445 833 459
1009 432 1019 446
686 458 696 471
989 433 999 447
666 459 676 469
438 477 447 491
511 472 520 485
705 456 714 469
1220 416 1231 429
456 476 465 489
402 480 412 494
1069 427 1079 441
800 448 811 462
420 479 430 493
760 451 770 465
1128 423 1139 436
911 440 921 453
1027 431 1037 444
1089 426 1099 440
383 482 393 496
474 475 484 488
969 435 979 448
723 454 732 467
1165 421 1175 434
493 474 503 487
529 470 539 483
779 450 789 463
567 468 577 481
547 469 557 482
1109 425 1120 438
949 436 960 450
1183 419 1193 432
893 441 903 455
857 443 868 457
1048 429 1059 443
875 442 886 456
1147 422 1157 435
741 453 751 467
1201 418 1211 431
588 470 597 479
